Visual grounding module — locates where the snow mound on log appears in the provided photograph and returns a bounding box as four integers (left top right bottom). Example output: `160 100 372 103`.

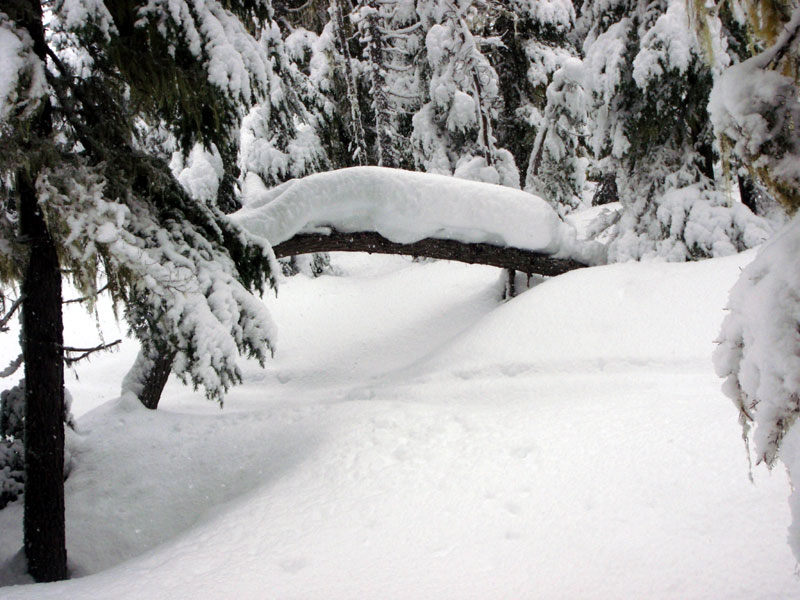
232 167 604 264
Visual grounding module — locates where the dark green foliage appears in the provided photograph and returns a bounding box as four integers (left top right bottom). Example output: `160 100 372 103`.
0 381 75 511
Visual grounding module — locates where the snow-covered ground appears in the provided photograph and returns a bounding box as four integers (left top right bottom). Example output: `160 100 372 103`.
1 239 798 597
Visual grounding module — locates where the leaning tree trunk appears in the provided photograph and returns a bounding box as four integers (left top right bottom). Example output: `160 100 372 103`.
19 169 68 583
137 349 177 410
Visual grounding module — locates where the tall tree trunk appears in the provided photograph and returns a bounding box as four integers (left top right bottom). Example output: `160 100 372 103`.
363 0 396 168
332 0 369 165
19 170 68 583
12 0 68 582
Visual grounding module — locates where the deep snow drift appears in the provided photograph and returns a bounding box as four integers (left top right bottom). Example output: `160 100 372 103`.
0 246 797 598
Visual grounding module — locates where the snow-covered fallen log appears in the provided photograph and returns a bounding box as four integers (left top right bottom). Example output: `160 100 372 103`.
232 166 605 270
272 230 589 276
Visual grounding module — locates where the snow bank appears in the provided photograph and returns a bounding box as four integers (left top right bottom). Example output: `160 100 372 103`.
417 249 755 377
233 167 603 264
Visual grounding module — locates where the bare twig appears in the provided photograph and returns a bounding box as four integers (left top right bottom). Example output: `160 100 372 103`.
0 296 23 332
63 339 122 366
63 282 111 305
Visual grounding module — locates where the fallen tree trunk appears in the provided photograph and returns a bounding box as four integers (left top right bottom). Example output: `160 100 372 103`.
272 230 589 277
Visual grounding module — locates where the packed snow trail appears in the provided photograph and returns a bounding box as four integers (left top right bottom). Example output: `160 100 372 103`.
0 253 797 598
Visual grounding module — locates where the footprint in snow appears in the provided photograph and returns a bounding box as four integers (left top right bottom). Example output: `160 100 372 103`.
278 557 308 573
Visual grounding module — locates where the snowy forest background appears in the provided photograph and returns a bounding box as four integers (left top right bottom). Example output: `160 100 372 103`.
2 0 800 593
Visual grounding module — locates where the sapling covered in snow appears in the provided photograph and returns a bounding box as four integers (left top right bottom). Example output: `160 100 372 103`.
525 58 588 216
237 14 328 189
487 0 578 176
472 0 584 216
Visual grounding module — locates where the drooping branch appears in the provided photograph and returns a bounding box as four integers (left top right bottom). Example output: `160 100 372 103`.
272 230 589 276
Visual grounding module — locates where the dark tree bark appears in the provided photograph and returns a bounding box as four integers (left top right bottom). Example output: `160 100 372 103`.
273 230 589 276
504 268 516 299
11 0 69 581
137 349 177 410
592 173 619 206
699 141 715 181
19 169 68 582
738 173 758 214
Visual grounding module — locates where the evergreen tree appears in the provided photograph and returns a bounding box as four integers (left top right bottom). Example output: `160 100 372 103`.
478 0 584 214
1 0 282 580
409 1 519 186
580 0 773 261
354 0 399 167
330 0 370 164
525 57 589 216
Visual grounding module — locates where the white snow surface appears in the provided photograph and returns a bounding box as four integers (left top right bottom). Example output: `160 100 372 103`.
0 209 797 598
233 166 600 263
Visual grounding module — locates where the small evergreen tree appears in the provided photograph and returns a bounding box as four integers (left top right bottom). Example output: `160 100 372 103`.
525 57 589 216
480 0 584 213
